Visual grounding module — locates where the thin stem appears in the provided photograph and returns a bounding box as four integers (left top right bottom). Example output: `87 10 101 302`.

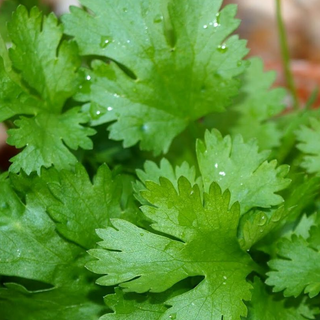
275 0 299 110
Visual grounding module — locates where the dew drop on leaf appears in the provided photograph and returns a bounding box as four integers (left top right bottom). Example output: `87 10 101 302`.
258 215 267 226
153 14 163 23
100 35 113 48
217 44 228 53
90 102 106 120
169 314 177 320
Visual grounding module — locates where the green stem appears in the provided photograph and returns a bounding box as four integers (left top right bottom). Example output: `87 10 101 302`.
275 0 299 110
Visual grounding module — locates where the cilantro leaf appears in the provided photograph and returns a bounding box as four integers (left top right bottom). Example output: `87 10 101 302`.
238 206 288 251
7 109 94 174
63 0 248 154
47 164 123 249
103 288 170 320
197 130 291 213
266 235 320 298
245 277 317 320
0 271 108 320
134 158 200 205
230 58 286 149
296 118 320 174
88 177 253 319
8 6 80 111
0 6 95 174
0 168 114 318
0 179 81 283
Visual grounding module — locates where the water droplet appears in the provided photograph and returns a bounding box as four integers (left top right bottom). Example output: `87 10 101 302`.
258 215 267 226
141 124 149 132
16 249 21 257
223 276 227 280
217 44 228 53
237 60 243 67
223 282 226 285
215 12 220 23
86 75 91 81
190 190 194 195
123 7 128 12
203 24 208 29
90 102 105 120
113 93 120 98
154 14 163 23
169 314 177 320
213 20 220 27
214 163 218 168
140 233 144 236
107 106 113 111
100 35 113 49
219 171 226 177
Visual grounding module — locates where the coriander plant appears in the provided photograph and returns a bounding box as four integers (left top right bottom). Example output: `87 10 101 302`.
0 0 320 319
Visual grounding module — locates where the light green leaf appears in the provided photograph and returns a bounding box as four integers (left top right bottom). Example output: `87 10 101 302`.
134 158 200 204
102 288 168 320
197 130 291 214
7 109 95 174
266 235 320 298
88 177 253 320
63 0 248 154
0 6 94 174
231 57 286 149
245 277 317 320
296 118 320 174
239 206 288 251
8 6 80 112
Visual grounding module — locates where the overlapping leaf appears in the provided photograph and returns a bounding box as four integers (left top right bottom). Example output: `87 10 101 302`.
266 235 320 298
63 0 248 154
197 130 291 213
88 177 253 319
245 278 317 320
230 58 286 149
296 118 320 174
0 6 95 173
0 164 133 319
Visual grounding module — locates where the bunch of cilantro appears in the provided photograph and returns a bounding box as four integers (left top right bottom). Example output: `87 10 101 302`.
0 0 320 319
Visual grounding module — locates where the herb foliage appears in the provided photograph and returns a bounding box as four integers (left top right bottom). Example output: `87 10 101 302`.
0 0 320 319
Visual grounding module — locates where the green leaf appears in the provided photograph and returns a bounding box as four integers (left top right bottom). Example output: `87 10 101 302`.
245 277 317 320
47 164 123 249
8 6 80 112
0 172 108 319
230 57 286 149
239 206 288 251
0 6 94 174
134 158 200 205
197 130 291 214
0 179 80 283
103 288 168 320
7 109 95 174
0 271 108 320
266 235 320 298
296 118 320 174
63 0 248 154
88 177 253 319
